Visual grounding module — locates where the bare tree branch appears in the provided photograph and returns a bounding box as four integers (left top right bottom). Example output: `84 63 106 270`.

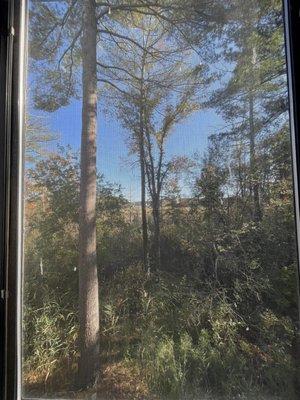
98 28 156 56
97 78 130 96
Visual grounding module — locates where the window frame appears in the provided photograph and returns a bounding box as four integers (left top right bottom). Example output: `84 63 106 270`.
0 0 26 398
284 0 300 321
0 0 299 398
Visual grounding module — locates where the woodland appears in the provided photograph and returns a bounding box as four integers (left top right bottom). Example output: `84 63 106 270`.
23 0 300 399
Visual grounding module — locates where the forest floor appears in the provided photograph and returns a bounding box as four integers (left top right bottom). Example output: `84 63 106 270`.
24 360 284 400
24 361 153 400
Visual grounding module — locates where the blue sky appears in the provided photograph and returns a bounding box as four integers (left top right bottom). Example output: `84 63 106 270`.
30 99 224 201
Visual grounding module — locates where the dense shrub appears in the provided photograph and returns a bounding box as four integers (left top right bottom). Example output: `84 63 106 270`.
23 149 298 399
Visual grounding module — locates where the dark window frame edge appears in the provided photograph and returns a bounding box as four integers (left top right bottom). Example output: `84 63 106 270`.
1 0 26 399
284 0 300 324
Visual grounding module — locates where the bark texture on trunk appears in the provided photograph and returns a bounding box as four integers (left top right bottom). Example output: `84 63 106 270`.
139 132 149 269
139 92 149 270
78 0 100 388
249 92 261 222
138 57 150 271
152 194 161 271
249 45 261 222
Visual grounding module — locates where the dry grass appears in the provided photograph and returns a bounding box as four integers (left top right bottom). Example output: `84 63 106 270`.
23 360 154 400
95 361 153 400
23 360 285 400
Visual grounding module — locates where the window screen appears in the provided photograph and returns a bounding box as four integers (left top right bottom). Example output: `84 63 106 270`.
22 0 300 399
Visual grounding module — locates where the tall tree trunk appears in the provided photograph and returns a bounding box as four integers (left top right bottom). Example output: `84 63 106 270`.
139 127 149 270
237 138 245 199
139 57 149 271
249 45 261 222
78 0 100 388
152 193 161 270
249 92 261 222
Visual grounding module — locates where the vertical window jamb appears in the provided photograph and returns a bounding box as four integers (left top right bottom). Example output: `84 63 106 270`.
284 0 300 320
4 0 26 399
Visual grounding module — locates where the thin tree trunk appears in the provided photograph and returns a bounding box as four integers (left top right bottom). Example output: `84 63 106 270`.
249 92 261 222
139 52 151 271
249 46 261 222
139 126 149 270
138 72 149 270
78 0 100 388
152 193 161 270
237 139 245 199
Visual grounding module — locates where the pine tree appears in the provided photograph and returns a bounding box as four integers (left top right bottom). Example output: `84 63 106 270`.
209 0 288 222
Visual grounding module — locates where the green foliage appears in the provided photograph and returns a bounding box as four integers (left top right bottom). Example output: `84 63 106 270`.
133 274 295 399
23 286 78 388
